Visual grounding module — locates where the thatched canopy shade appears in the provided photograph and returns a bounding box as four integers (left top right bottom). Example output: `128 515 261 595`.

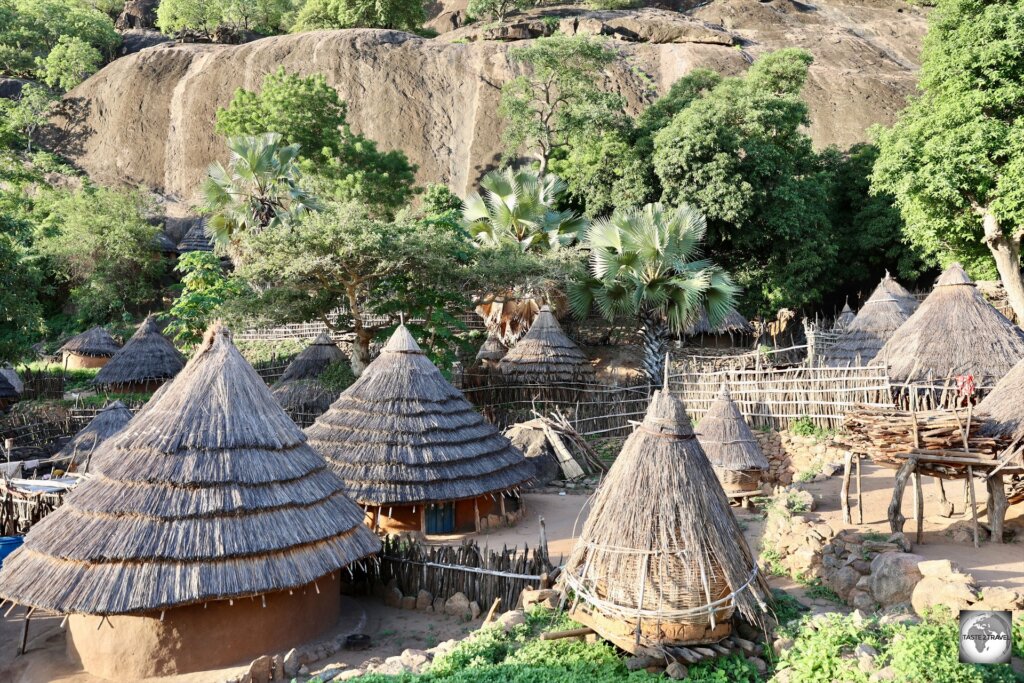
1 367 23 394
57 400 133 464
277 333 347 383
824 274 919 367
498 306 594 384
877 264 1024 385
683 309 753 337
0 324 380 615
564 390 768 644
697 385 768 471
975 357 1024 440
59 326 120 358
176 221 214 253
305 325 534 506
93 315 186 389
475 329 507 364
833 302 856 331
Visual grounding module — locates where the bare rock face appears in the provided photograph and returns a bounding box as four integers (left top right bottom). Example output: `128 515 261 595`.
51 0 925 205
116 0 160 30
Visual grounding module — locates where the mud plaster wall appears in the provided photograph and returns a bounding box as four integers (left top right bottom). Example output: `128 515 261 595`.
63 353 110 370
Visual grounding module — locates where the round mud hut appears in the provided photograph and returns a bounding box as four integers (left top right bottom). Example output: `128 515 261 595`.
696 385 769 493
93 314 186 393
306 325 535 536
272 333 348 425
833 301 856 332
564 390 768 653
56 400 134 472
58 326 121 369
682 309 753 347
877 264 1024 387
0 324 380 681
498 306 595 384
824 273 919 367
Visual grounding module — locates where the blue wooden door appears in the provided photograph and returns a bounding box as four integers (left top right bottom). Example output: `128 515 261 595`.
425 503 455 534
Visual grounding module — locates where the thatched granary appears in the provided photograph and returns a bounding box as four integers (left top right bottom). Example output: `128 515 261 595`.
564 390 768 653
877 264 1024 386
833 301 856 331
272 333 348 424
697 385 769 493
824 274 919 367
475 329 507 367
56 401 133 471
93 315 186 393
975 357 1024 442
58 326 121 369
498 306 594 384
306 325 534 536
0 324 380 681
683 309 753 347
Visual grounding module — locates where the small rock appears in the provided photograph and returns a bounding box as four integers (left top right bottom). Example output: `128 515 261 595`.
401 595 417 610
855 643 878 658
337 670 363 681
444 592 472 618
748 656 768 675
271 653 284 681
851 609 867 625
400 649 430 671
283 649 301 678
887 532 912 552
869 552 925 607
497 610 527 632
470 601 481 619
298 666 310 676
625 655 661 671
416 589 433 610
666 661 688 679
384 586 403 608
871 666 897 681
917 559 958 577
249 655 272 683
521 588 559 610
433 597 446 613
773 636 795 655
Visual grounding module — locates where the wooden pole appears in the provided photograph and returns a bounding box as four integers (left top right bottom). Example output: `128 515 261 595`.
967 466 979 548
913 468 924 544
986 473 1007 544
541 627 596 641
474 498 481 533
19 606 34 655
841 451 852 524
936 478 953 517
855 454 863 524
888 457 916 534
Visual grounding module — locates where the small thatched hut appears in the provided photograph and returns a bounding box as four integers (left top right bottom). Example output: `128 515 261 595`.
877 264 1024 386
564 390 768 653
56 401 133 471
176 220 214 253
833 301 856 331
498 306 594 384
475 329 507 367
0 372 17 411
272 333 348 424
0 324 380 681
58 326 121 369
306 325 534 536
824 274 919 367
93 315 186 393
697 385 769 493
683 309 753 347
975 357 1024 441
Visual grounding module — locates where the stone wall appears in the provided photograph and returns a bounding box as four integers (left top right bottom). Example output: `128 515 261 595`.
755 430 849 485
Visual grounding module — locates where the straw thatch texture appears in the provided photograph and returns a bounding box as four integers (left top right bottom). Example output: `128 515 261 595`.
696 385 768 472
833 302 855 331
176 221 214 253
306 325 534 506
59 326 120 358
0 372 17 402
1 367 23 394
0 323 380 615
976 357 1024 440
498 306 594 384
824 275 920 367
684 309 753 337
272 334 348 422
153 230 180 254
877 264 1024 385
93 315 186 388
564 390 768 644
277 333 347 383
475 330 507 364
56 400 133 465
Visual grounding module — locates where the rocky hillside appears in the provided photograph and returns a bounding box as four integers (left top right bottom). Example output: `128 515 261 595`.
50 0 926 206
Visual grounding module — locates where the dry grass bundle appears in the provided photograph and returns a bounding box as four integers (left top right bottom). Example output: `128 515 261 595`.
877 264 1024 385
696 385 769 473
93 314 186 389
306 325 534 506
58 326 120 358
57 400 133 468
683 309 753 336
277 333 347 383
498 306 595 384
824 274 918 367
0 323 380 615
564 390 768 649
475 329 507 364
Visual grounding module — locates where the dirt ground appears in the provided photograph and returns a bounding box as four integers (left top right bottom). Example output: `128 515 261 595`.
1 463 1020 683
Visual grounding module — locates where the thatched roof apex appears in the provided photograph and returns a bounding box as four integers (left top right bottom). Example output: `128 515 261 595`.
824 274 919 367
59 326 120 358
0 323 380 616
684 309 753 336
834 302 856 330
475 329 507 363
93 315 186 388
697 385 768 471
498 306 594 384
306 325 534 506
277 332 346 384
935 263 973 287
56 400 133 464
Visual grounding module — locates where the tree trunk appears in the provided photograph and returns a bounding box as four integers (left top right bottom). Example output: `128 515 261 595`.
979 208 1024 323
350 328 373 377
638 310 670 386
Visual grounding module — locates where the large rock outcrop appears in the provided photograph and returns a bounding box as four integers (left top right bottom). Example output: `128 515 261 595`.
51 0 926 205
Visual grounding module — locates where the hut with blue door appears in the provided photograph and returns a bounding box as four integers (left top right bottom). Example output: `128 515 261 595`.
306 325 535 536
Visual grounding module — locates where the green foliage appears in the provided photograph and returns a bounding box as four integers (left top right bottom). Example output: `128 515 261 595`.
156 0 293 37
553 129 652 218
789 416 832 440
318 359 356 393
0 0 119 79
686 654 761 682
801 578 842 603
22 362 100 391
36 35 103 90
466 0 526 22
422 183 463 217
768 588 809 625
0 232 44 361
0 84 58 152
235 338 305 364
163 252 240 349
585 0 638 8
292 0 425 31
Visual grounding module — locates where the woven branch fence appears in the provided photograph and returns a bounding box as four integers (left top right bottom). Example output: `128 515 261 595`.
18 368 65 401
236 311 486 342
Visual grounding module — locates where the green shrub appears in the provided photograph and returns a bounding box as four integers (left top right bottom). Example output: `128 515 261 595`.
789 416 832 440
768 588 809 625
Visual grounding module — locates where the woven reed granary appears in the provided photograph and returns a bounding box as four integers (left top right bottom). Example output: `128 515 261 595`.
976 357 1024 442
93 314 186 393
833 301 856 331
475 329 507 367
306 325 534 535
58 326 121 369
272 333 348 422
0 324 380 681
877 264 1024 386
56 400 133 471
824 274 918 367
564 390 769 654
498 305 595 384
683 309 753 347
697 385 769 493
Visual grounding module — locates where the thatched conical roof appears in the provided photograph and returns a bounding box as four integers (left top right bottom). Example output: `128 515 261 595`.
975 357 1024 440
877 264 1024 385
176 220 214 253
0 371 16 401
58 326 120 358
56 400 133 466
93 315 186 388
697 385 768 471
833 301 856 331
564 390 767 640
475 329 507 364
824 274 919 367
683 309 753 337
278 333 347 383
0 324 380 615
306 325 534 506
1 367 23 394
272 334 347 420
498 306 594 383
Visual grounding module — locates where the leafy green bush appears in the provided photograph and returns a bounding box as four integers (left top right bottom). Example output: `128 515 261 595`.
801 578 841 604
292 0 425 32
768 588 809 625
0 0 119 80
789 416 833 440
235 339 306 365
319 360 356 393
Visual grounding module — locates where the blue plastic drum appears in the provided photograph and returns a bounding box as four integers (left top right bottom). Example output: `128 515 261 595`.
0 536 24 568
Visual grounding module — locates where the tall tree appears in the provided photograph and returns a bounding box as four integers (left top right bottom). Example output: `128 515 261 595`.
872 0 1024 320
292 0 424 31
163 252 240 349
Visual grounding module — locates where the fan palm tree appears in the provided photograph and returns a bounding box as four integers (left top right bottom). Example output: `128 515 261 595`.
569 202 740 384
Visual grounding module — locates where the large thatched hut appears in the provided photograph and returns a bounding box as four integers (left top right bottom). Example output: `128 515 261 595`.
272 333 348 424
682 309 753 347
58 326 120 369
0 324 380 681
697 385 769 493
498 306 594 384
564 390 768 653
56 401 133 471
877 264 1024 386
93 315 186 393
306 325 534 536
824 274 919 367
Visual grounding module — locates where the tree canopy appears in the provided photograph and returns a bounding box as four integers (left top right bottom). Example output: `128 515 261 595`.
291 0 425 31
